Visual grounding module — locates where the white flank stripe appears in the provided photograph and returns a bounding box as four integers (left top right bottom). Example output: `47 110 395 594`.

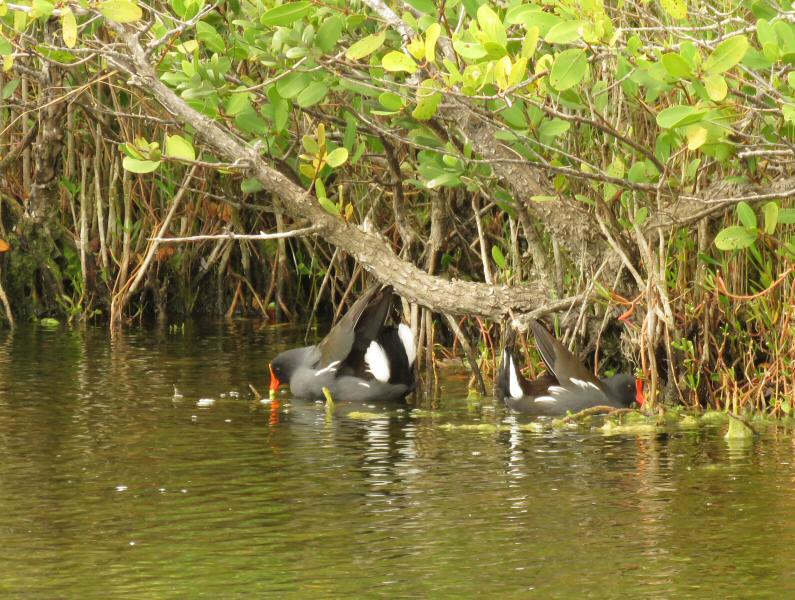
508 355 524 400
365 342 391 382
571 377 599 390
534 396 557 403
358 382 371 388
398 323 416 366
548 386 566 395
314 360 341 377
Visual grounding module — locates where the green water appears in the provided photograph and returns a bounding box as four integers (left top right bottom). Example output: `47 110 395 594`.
0 323 793 598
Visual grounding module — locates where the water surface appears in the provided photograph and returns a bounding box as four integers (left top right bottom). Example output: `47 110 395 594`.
0 323 793 598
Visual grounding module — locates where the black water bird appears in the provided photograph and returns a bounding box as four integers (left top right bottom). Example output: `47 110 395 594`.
496 320 644 416
269 285 416 402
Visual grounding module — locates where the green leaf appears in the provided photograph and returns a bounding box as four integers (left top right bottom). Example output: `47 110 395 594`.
241 178 264 194
61 9 77 49
31 0 55 18
98 0 142 23
714 226 757 250
317 15 343 53
296 81 328 107
778 208 795 224
196 22 225 53
382 51 417 73
763 201 779 234
737 201 757 229
549 48 587 91
491 245 507 269
661 53 692 78
704 73 727 101
412 79 442 120
477 4 506 48
225 91 250 116
704 35 749 74
39 317 60 327
319 197 340 215
378 92 405 111
325 147 348 168
425 172 460 188
276 71 311 99
260 1 311 27
655 105 707 129
122 157 161 173
453 40 487 61
346 31 385 60
659 0 687 20
544 21 585 44
165 134 195 162
538 118 570 143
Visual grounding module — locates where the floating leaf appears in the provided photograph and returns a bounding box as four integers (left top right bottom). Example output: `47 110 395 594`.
260 1 311 27
61 8 77 49
98 0 143 23
714 226 757 250
382 51 417 73
704 35 749 74
549 48 587 91
346 31 385 60
737 201 757 229
325 147 348 168
165 134 195 162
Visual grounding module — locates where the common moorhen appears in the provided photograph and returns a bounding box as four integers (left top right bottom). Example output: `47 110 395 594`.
269 285 416 402
496 320 644 416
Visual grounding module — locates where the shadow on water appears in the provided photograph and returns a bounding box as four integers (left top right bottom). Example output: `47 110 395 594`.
0 322 793 598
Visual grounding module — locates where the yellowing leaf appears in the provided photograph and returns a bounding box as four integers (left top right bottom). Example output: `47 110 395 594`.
61 8 77 49
407 37 425 61
0 238 10 252
522 26 539 59
3 55 13 72
704 73 727 101
425 22 441 63
165 134 196 162
659 0 687 20
686 125 708 150
99 0 143 23
495 55 511 90
508 57 528 88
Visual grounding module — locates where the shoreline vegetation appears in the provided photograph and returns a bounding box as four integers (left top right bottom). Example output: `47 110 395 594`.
0 0 793 414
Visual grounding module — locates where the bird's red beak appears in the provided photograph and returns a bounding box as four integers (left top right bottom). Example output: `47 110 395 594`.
635 378 646 407
269 364 281 393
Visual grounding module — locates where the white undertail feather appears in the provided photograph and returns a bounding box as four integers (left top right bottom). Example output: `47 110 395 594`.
507 354 524 400
314 360 341 376
571 377 599 390
365 341 391 382
398 323 416 366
